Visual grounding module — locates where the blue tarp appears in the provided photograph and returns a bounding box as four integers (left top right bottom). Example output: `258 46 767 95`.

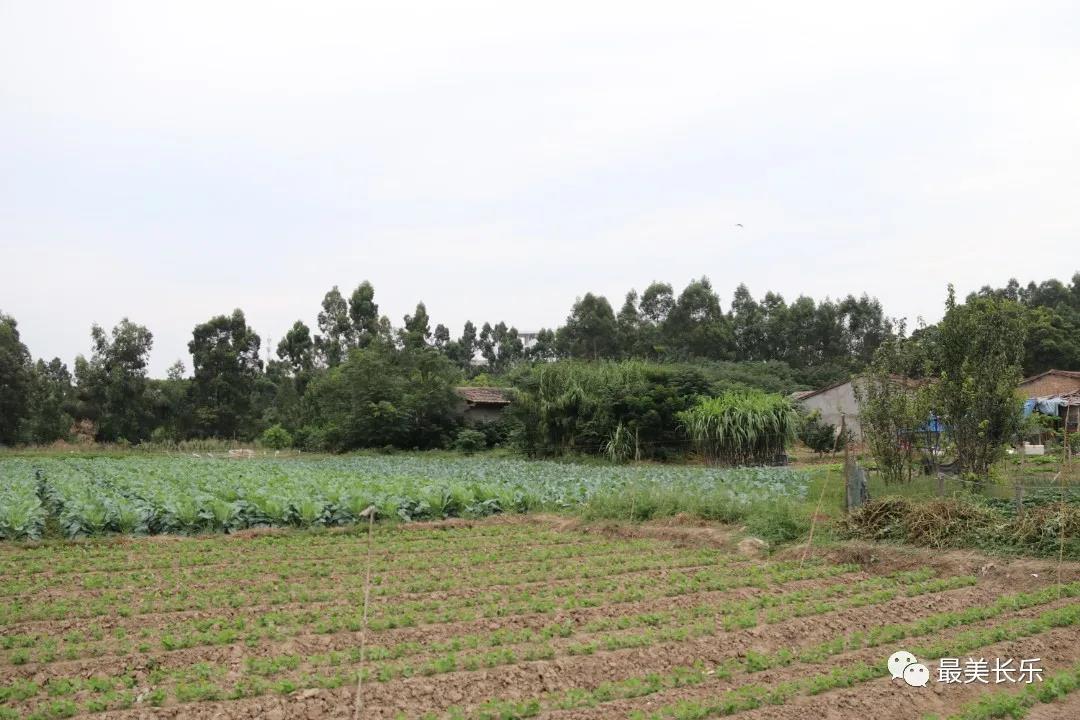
1023 396 1066 417
915 414 946 433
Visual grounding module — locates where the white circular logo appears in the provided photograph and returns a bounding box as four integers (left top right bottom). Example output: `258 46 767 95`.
903 663 930 687
888 650 918 680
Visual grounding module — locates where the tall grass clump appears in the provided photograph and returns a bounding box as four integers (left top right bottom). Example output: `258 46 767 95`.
678 390 797 466
579 477 811 544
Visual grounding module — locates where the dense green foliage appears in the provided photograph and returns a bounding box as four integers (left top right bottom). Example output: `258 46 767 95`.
971 273 1080 375
452 428 487 454
73 319 156 443
300 341 461 452
260 424 293 450
0 456 811 538
0 314 32 445
0 473 43 540
678 390 798 466
855 330 932 483
933 288 1027 477
510 361 711 459
188 310 263 439
0 273 1074 449
856 291 1030 481
798 410 841 455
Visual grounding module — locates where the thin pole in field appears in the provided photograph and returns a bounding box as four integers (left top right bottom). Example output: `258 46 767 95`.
353 506 376 720
1058 406 1073 594
801 418 846 566
1016 422 1026 517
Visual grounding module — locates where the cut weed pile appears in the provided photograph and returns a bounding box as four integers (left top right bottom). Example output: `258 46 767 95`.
840 497 1080 557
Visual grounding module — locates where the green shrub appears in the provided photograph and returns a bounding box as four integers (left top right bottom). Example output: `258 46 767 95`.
798 410 840 455
301 341 461 452
260 424 293 450
510 360 711 459
453 429 487 455
473 418 517 447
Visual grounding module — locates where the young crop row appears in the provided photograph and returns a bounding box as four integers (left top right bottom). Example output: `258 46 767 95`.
0 527 645 580
634 594 1080 720
0 568 978 714
931 659 1080 720
1 538 706 600
0 557 859 627
0 548 731 638
0 521 568 567
446 581 1080 720
2 568 952 668
0 456 811 538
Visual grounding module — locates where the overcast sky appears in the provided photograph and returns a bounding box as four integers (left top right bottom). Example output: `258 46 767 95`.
2 1 1078 375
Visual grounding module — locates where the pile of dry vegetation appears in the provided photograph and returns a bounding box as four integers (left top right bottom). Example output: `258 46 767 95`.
840 497 1080 556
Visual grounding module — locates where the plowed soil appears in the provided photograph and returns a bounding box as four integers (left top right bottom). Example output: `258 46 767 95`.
2 516 1079 720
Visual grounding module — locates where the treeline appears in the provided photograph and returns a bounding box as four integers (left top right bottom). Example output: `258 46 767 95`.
0 273 1076 451
870 275 1080 381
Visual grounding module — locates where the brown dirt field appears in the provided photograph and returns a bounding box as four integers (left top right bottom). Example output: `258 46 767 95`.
0 569 876 681
722 629 1080 720
539 601 1080 720
1026 690 1080 719
2 515 1080 720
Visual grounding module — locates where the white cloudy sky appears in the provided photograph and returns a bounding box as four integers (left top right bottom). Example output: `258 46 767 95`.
2 1 1078 375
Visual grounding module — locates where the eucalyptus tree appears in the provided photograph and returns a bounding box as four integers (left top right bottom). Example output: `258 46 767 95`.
314 286 354 366
276 320 315 374
0 312 32 444
348 280 381 348
556 293 618 360
401 302 432 349
73 319 155 442
663 277 731 360
188 309 263 438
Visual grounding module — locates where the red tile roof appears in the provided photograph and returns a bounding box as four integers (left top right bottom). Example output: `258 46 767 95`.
454 387 513 405
1020 369 1080 385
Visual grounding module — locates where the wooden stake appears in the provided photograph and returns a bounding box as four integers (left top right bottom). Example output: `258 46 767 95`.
1016 423 1026 516
841 416 853 513
1059 406 1074 595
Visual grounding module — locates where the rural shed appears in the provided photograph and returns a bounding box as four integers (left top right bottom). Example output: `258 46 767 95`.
793 374 926 441
793 379 862 439
1023 391 1080 432
454 386 513 425
1019 369 1080 398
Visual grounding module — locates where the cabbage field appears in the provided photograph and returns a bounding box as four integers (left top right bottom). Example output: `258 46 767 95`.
0 455 811 540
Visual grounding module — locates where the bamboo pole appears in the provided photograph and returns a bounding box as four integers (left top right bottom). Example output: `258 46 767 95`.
353 506 377 720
